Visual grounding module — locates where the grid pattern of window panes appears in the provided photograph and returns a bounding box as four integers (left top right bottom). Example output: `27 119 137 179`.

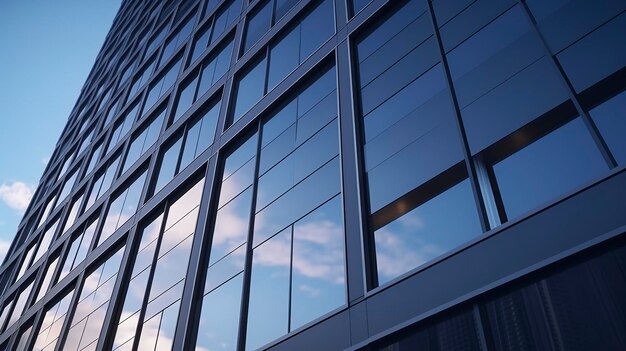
63 245 126 351
111 177 205 350
195 64 347 351
0 0 623 350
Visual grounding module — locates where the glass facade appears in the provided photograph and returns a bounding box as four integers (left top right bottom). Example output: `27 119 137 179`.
0 0 624 350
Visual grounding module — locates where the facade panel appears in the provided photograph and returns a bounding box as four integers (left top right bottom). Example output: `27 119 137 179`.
0 0 624 350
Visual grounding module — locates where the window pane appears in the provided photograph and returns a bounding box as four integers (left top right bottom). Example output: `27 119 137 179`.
232 57 267 124
246 228 290 351
154 137 183 195
32 289 75 351
291 195 345 329
64 246 126 351
243 0 272 52
590 90 626 165
439 3 569 154
374 179 481 285
493 118 607 220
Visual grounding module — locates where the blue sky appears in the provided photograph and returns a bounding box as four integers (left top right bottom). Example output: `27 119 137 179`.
0 0 121 262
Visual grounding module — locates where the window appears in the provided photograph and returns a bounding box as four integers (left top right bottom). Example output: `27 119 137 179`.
32 289 75 351
154 99 221 195
0 280 34 332
128 57 157 99
85 153 121 211
434 1 570 154
64 245 126 351
231 0 334 125
143 56 183 114
34 255 59 303
121 107 166 175
98 169 148 245
111 177 205 350
59 218 99 282
190 0 242 64
159 12 196 68
105 102 139 157
14 324 33 351
195 64 346 351
14 244 36 283
174 37 233 121
61 191 84 235
33 218 60 264
589 90 626 165
242 0 305 53
491 118 607 221
526 0 626 92
355 0 481 286
351 0 369 15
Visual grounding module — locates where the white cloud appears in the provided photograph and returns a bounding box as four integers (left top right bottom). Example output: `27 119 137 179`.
0 181 35 212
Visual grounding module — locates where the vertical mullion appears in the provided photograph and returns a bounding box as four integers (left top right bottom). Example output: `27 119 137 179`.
236 123 263 351
129 204 170 351
516 0 617 169
426 0 491 233
336 40 368 297
173 156 219 350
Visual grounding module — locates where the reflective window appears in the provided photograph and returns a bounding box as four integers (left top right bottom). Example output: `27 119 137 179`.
232 56 267 123
15 243 36 283
35 255 59 303
190 0 242 64
159 13 196 68
492 118 607 220
527 0 626 92
121 107 166 174
98 169 148 245
267 0 334 90
356 0 482 286
232 0 335 125
243 0 272 52
1 280 34 332
32 289 75 351
33 218 59 264
144 56 183 114
196 64 346 351
111 177 205 350
154 99 220 195
105 103 139 157
352 0 369 15
14 324 33 351
61 192 84 235
129 57 157 99
85 153 121 211
64 245 126 351
374 179 481 285
434 1 569 154
590 90 626 165
174 38 232 121
242 0 305 53
59 218 99 282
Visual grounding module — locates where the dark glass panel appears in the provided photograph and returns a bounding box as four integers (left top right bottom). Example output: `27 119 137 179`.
174 76 199 121
244 0 272 52
590 90 626 165
233 57 267 123
493 118 607 220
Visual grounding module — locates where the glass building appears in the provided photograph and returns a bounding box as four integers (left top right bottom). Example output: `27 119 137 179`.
0 0 625 349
